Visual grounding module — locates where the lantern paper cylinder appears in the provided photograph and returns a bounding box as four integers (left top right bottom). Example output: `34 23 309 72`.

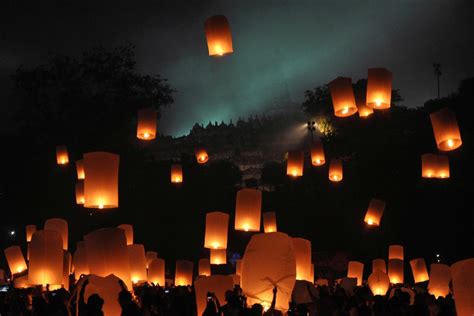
128 244 147 284
329 159 343 182
75 181 85 205
175 260 193 286
63 251 71 290
372 259 387 274
293 238 312 281
421 153 450 179
117 224 134 246
4 246 27 275
146 251 158 269
195 275 234 316
236 259 242 277
329 77 358 117
136 108 157 140
310 142 325 166
73 241 89 278
199 258 211 277
368 270 390 296
13 275 29 289
287 151 304 177
171 164 183 183
148 258 165 286
76 160 85 180
262 212 277 233
358 103 374 118
28 230 63 285
210 249 226 265
388 259 404 284
366 68 392 109
451 259 474 316
26 225 36 243
204 15 233 57
364 198 386 227
430 107 462 151
241 232 296 313
389 245 404 260
428 263 451 298
44 218 68 251
410 258 429 283
347 261 364 286
56 145 69 165
83 152 119 209
79 275 124 316
195 148 209 164
204 212 229 249
234 189 262 232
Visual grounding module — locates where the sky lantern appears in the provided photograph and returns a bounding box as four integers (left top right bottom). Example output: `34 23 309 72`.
428 263 451 298
26 225 36 243
75 160 85 180
204 212 229 249
372 259 387 274
210 249 227 265
80 275 124 316
195 275 234 316
4 246 27 275
329 159 343 182
364 198 386 227
388 259 404 284
310 142 325 166
204 15 233 57
83 152 119 209
368 270 390 296
451 259 474 316
366 68 392 109
117 224 134 246
146 251 158 269
195 148 209 164
73 241 89 278
389 245 404 260
56 145 69 165
128 244 147 284
171 164 183 183
329 77 358 117
410 258 429 283
242 232 296 313
236 259 242 277
175 260 193 286
293 238 312 282
199 258 211 277
234 188 262 232
347 261 364 286
75 182 85 205
136 108 157 140
357 103 374 118
430 107 462 151
287 151 304 177
28 230 63 286
148 258 165 286
421 153 450 179
262 212 277 233
44 218 68 251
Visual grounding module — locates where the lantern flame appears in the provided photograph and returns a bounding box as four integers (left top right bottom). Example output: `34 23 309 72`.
367 219 374 225
342 107 349 115
243 224 250 232
215 45 224 56
375 100 382 107
212 242 219 249
143 133 150 139
447 139 454 148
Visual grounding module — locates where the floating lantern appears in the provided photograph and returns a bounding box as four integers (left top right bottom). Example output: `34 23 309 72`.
128 244 147 284
63 251 71 290
310 142 325 166
430 107 462 151
195 275 234 316
236 259 242 277
204 15 233 57
234 189 262 232
80 275 124 316
293 238 312 281
358 103 374 118
421 153 450 179
368 270 390 296
195 148 209 164
56 145 69 165
26 225 36 243
347 261 364 286
388 259 404 284
329 159 343 182
389 245 404 260
204 212 229 249
329 77 358 117
410 258 429 283
210 249 227 265
428 263 451 298
199 258 211 277
148 258 165 286
75 182 85 205
73 241 89 278
366 68 392 109
28 230 63 286
76 160 85 180
146 251 158 269
262 212 277 233
117 224 134 246
287 151 304 177
136 108 157 140
4 246 27 275
175 260 193 286
451 259 474 316
44 218 68 251
171 164 183 183
364 198 386 227
372 259 387 274
83 152 119 209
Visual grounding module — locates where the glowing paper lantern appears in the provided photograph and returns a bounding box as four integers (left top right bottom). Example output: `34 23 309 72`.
83 152 119 209
117 224 134 246
171 164 183 183
310 142 325 166
195 148 209 164
76 160 85 180
199 258 211 277
293 238 312 281
389 245 404 260
372 259 387 274
430 107 462 151
234 189 262 232
73 241 89 278
287 151 304 177
410 258 429 283
347 261 364 286
388 259 404 284
204 15 233 57
136 108 157 140
364 198 386 227
428 263 451 298
195 275 234 316
28 230 63 285
204 212 229 249
451 258 474 316
175 260 193 286
262 212 277 233
242 232 296 312
357 103 374 118
146 251 158 269
236 259 242 277
44 218 68 251
210 249 226 265
26 225 36 243
366 68 392 109
368 270 390 296
148 258 165 286
56 145 69 165
329 159 343 182
329 77 358 117
4 246 27 275
63 251 71 290
309 263 314 283
79 275 124 316
128 244 147 284
421 153 450 179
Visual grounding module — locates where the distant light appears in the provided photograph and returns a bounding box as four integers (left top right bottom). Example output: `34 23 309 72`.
10 231 15 236
436 254 440 258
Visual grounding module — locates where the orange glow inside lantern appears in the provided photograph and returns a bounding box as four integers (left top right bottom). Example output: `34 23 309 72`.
364 198 386 227
428 264 451 298
146 251 158 269
83 152 119 209
329 159 343 182
4 246 27 275
293 238 312 281
366 68 392 109
148 258 165 286
451 258 474 316
430 107 462 151
195 148 209 164
26 225 37 243
28 230 64 286
388 259 404 284
234 189 262 232
262 212 277 233
410 258 429 283
204 15 233 57
75 181 85 205
286 151 304 177
422 153 450 179
368 270 390 296
128 244 147 284
175 260 193 286
73 241 89 278
56 145 69 165
136 108 157 140
204 212 229 249
311 142 325 166
171 164 183 183
357 103 374 118
118 224 134 246
75 160 85 180
199 258 211 277
347 261 364 286
372 259 387 274
389 245 404 260
210 249 227 265
329 77 358 117
44 218 68 251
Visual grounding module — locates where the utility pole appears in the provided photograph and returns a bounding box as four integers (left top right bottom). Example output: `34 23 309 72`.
433 63 442 99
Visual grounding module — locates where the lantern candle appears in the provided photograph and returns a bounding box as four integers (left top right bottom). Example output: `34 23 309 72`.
262 212 277 233
136 108 157 140
75 182 85 205
422 153 450 179
366 68 392 109
175 260 193 286
44 218 68 251
347 261 364 286
293 238 312 282
148 258 165 286
204 15 233 57
199 258 211 276
372 259 387 274
83 152 119 209
195 148 209 164
287 151 304 177
171 164 183 183
4 246 27 275
329 159 343 182
56 145 69 165
310 142 325 166
204 212 229 249
388 245 404 260
26 225 37 243
410 258 429 283
75 160 85 180
451 258 474 316
368 270 390 296
388 259 404 284
430 107 462 151
210 249 227 265
428 263 451 298
128 244 147 284
364 198 386 226
117 224 134 246
329 77 358 117
234 189 262 232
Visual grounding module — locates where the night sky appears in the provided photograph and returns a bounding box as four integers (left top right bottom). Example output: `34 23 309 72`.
1 0 473 136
